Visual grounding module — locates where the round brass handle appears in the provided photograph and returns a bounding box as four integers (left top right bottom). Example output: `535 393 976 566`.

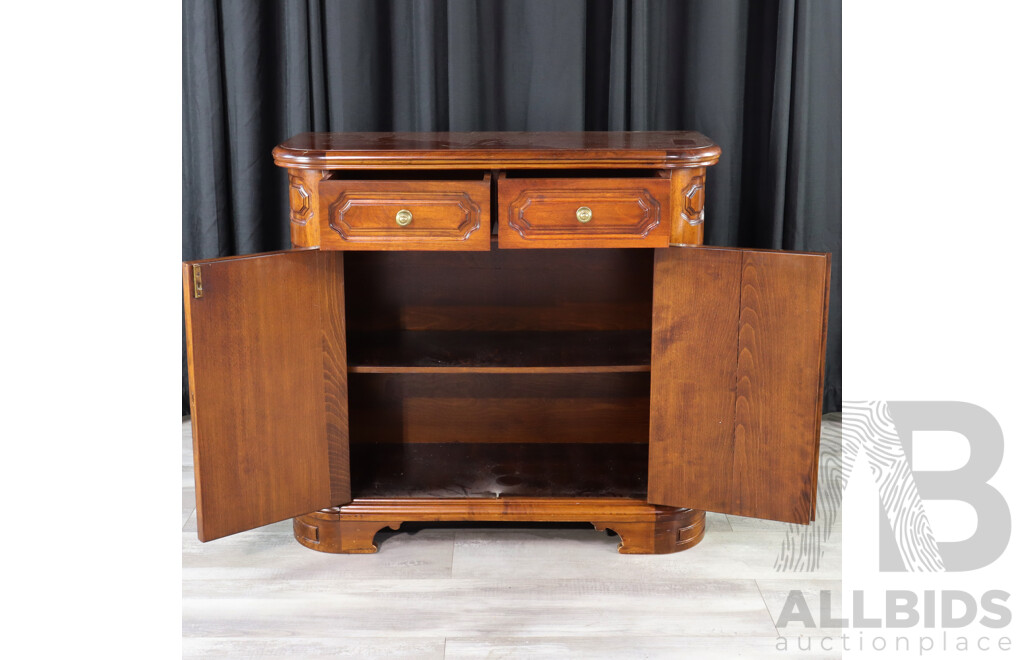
395 209 413 226
576 206 593 223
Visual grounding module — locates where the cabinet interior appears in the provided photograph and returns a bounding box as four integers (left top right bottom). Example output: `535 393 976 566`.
344 242 655 499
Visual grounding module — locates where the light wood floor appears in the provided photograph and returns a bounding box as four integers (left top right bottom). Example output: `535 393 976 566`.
183 414 841 659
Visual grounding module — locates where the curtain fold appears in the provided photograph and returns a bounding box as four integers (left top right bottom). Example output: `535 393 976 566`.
183 0 841 411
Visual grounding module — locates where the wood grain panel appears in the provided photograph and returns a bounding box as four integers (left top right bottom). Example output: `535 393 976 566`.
809 260 832 521
183 250 350 541
648 248 742 512
348 372 652 399
343 242 654 332
647 247 830 524
498 176 670 248
393 302 655 332
347 330 651 374
348 372 650 445
349 443 648 498
318 253 351 503
352 397 651 444
319 177 490 251
731 250 830 523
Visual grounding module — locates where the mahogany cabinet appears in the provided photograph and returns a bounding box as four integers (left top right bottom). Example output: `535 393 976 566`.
182 132 830 554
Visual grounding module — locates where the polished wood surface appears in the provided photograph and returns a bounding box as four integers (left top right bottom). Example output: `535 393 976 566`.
182 250 351 541
498 175 670 248
294 498 704 555
647 246 830 524
318 175 490 251
274 131 721 170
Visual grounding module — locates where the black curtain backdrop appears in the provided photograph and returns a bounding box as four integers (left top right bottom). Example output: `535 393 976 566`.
183 0 841 412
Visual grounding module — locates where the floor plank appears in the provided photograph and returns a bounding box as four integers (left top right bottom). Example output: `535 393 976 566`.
183 578 777 638
182 416 193 467
183 526 455 581
757 578 845 636
182 636 445 659
449 527 839 581
183 487 195 529
445 635 840 659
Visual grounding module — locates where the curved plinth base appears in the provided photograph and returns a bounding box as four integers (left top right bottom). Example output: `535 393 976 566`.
294 497 705 554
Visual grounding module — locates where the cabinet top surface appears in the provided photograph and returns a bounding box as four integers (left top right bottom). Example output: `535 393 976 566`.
274 131 721 169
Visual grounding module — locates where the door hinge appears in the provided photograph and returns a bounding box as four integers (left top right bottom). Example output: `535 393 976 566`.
192 265 203 298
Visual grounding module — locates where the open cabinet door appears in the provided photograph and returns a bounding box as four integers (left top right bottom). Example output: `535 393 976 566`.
647 246 830 524
183 250 350 541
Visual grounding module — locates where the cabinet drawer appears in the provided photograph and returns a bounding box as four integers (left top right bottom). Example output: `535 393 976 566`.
319 175 491 251
498 175 670 248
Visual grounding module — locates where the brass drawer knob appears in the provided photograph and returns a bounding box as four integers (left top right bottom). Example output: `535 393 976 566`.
395 209 413 226
576 206 592 223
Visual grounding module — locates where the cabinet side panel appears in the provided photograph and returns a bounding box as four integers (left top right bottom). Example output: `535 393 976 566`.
808 253 832 520
648 247 741 511
732 251 829 523
289 169 329 247
319 252 351 503
184 251 333 541
668 167 706 245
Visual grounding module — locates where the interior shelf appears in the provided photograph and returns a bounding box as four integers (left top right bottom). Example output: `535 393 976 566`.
350 442 648 499
347 330 652 374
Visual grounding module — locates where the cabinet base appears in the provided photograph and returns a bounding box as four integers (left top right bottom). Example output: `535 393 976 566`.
293 497 705 554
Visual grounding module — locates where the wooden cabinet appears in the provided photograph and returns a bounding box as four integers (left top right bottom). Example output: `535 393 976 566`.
183 132 830 554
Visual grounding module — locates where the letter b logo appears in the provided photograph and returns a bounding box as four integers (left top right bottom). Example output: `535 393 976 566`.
880 402 1010 571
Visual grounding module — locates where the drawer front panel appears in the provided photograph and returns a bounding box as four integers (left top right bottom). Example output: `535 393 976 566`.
319 178 491 251
498 177 670 248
